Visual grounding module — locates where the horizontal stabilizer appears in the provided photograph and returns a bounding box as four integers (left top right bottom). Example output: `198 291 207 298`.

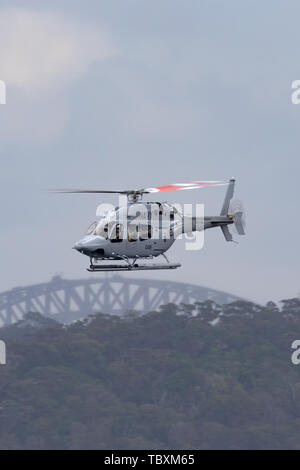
221 225 233 242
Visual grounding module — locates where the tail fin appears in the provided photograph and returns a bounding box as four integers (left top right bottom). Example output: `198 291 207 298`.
220 177 235 216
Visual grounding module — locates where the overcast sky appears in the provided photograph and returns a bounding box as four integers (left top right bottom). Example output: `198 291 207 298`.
0 0 299 303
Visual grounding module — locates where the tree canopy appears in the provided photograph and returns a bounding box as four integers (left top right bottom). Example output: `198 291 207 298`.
0 298 300 449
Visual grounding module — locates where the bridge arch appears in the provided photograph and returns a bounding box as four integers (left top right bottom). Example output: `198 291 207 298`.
0 275 241 326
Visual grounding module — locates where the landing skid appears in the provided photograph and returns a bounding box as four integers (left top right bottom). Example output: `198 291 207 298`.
87 262 181 272
87 253 181 272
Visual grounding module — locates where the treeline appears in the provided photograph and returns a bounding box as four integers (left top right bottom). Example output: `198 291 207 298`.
0 298 300 449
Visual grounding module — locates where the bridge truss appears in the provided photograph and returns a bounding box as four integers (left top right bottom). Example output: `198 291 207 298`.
0 275 240 326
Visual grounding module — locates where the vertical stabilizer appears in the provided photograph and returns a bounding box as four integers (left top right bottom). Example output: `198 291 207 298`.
220 177 235 216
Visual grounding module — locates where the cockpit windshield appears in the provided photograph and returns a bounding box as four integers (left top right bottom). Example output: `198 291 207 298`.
86 221 97 235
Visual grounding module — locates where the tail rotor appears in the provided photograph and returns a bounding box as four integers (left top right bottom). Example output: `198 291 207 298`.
229 199 246 236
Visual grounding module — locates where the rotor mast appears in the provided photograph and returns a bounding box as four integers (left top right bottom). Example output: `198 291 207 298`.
127 191 143 203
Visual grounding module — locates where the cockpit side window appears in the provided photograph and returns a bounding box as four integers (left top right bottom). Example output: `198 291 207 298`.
95 221 109 239
103 224 108 238
86 222 97 235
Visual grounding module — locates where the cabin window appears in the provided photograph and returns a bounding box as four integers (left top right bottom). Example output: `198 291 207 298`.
128 224 138 242
110 223 124 243
139 224 152 240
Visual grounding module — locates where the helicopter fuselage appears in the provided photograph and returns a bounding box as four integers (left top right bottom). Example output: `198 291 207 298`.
73 200 235 264
73 202 178 261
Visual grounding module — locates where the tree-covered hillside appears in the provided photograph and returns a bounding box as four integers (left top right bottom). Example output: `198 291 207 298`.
0 298 300 449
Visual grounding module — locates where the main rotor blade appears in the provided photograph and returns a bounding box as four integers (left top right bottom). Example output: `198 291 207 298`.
50 189 132 194
50 181 228 195
144 181 227 193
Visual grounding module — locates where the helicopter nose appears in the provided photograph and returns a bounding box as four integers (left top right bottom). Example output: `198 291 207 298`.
73 236 105 255
73 242 83 252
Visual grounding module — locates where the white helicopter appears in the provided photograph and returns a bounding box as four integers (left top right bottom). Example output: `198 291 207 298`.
54 178 245 272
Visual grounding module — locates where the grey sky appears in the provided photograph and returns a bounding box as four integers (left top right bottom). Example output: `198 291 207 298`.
0 0 299 303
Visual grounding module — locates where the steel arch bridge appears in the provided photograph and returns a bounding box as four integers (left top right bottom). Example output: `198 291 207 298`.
0 275 241 326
